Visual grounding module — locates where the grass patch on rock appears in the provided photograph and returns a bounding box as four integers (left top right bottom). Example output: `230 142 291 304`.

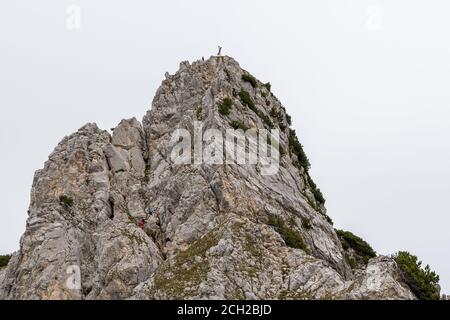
152 230 220 298
239 90 273 128
230 120 249 131
218 97 233 116
268 215 308 252
196 106 203 120
59 195 74 207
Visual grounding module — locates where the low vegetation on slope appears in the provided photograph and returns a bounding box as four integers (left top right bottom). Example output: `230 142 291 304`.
239 73 326 208
152 229 220 298
0 254 11 269
241 73 258 88
59 195 74 207
239 76 327 210
239 89 273 128
394 251 440 300
218 97 233 115
306 174 325 206
335 229 376 264
288 129 311 171
230 120 249 131
288 129 325 206
267 215 308 253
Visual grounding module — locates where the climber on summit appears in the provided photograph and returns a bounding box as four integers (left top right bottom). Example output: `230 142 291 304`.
217 46 222 56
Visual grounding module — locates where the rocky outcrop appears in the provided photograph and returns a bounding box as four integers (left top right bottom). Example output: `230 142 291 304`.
0 123 161 299
0 269 5 287
0 56 416 300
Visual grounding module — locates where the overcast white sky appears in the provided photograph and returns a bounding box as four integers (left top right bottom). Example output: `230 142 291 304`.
1 0 449 293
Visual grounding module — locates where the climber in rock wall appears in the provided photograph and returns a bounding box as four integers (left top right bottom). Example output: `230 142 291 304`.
138 218 146 229
146 207 155 218
137 207 156 229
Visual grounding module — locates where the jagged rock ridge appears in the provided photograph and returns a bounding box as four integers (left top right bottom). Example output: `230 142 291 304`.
0 56 415 300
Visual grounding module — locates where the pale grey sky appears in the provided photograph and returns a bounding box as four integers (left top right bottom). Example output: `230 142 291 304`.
1 0 449 293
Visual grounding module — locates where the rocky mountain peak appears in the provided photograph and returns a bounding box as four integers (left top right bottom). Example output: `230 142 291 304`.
0 56 419 300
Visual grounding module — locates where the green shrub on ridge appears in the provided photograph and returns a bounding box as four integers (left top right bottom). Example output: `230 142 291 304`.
242 73 257 88
395 251 440 300
0 254 12 269
336 229 376 263
239 90 273 128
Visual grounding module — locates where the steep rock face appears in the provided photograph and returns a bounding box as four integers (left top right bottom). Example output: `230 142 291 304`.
0 123 162 299
1 56 415 300
0 269 5 287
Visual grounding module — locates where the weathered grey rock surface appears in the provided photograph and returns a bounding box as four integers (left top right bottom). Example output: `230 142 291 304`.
0 56 416 300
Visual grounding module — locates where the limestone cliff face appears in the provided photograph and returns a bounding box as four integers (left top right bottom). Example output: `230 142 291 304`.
0 56 415 300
